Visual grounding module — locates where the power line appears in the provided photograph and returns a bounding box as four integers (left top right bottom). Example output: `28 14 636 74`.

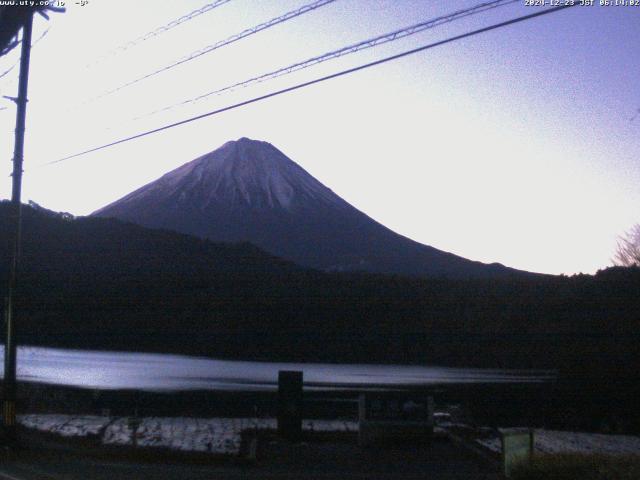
45 4 577 166
0 55 20 82
88 0 336 103
0 26 50 83
141 0 519 120
86 0 233 68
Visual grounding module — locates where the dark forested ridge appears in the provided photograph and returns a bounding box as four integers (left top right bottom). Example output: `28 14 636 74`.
1 201 639 385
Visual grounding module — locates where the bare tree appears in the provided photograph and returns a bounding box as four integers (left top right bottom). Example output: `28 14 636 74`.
613 224 640 267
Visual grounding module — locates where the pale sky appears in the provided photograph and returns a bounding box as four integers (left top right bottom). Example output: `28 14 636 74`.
0 0 638 275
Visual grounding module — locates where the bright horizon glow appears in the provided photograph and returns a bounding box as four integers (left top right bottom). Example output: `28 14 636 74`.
0 0 638 275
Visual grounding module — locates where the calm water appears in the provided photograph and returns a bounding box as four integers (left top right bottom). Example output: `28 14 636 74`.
0 346 553 392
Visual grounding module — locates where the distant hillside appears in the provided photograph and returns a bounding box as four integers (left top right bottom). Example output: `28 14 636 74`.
94 137 534 279
1 199 303 285
2 202 640 432
1 201 639 387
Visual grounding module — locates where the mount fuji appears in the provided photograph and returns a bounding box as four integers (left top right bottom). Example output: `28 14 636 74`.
93 137 528 279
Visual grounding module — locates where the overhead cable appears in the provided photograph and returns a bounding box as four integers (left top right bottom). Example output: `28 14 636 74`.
45 4 577 166
0 26 50 83
142 0 519 119
89 0 336 102
86 0 233 67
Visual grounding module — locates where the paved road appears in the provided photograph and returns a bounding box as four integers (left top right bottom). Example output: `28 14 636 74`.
0 437 499 480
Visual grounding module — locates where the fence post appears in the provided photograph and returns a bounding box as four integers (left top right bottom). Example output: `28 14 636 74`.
277 370 303 440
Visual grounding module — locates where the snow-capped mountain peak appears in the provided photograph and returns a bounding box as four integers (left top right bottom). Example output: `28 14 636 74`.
147 137 341 211
94 137 528 279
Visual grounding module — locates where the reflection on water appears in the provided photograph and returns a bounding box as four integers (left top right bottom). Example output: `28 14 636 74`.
0 345 554 392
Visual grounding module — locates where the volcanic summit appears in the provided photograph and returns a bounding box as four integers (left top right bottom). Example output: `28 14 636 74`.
94 137 525 278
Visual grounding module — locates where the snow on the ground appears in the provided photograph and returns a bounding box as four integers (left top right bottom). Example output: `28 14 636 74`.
476 429 640 456
19 414 112 437
17 414 357 455
302 419 358 433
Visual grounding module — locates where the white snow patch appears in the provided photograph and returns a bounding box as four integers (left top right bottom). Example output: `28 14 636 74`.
19 414 111 437
18 414 357 455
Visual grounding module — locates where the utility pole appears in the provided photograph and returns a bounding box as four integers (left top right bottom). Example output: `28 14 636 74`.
3 10 33 444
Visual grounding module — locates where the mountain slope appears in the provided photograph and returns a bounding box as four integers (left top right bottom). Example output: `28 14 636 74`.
2 200 640 403
94 137 529 279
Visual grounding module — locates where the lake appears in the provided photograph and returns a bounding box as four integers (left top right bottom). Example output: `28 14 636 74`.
0 345 553 392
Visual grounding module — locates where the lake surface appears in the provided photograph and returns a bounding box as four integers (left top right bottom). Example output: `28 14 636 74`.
0 346 553 392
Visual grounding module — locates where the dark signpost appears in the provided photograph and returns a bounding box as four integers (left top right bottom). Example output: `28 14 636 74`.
277 370 303 440
501 428 534 477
